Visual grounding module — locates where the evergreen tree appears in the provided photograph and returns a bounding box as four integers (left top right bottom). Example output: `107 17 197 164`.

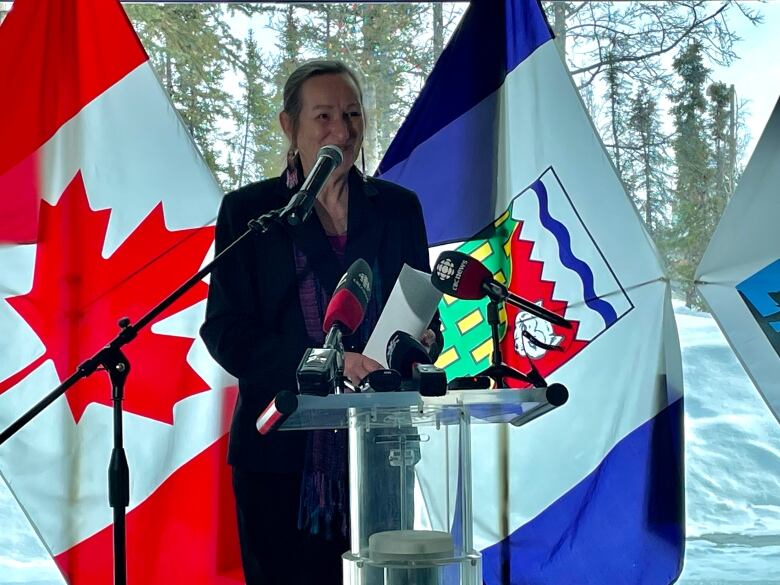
707 81 736 216
544 1 761 93
283 4 439 174
265 4 304 171
602 44 634 181
274 4 304 85
669 41 713 307
357 4 431 172
433 4 445 64
227 30 282 187
295 3 356 60
543 2 758 222
125 4 238 187
627 86 672 243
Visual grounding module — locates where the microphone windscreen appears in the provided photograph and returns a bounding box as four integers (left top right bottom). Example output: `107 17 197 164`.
431 250 492 300
322 258 373 334
322 288 364 334
386 330 431 378
317 144 344 166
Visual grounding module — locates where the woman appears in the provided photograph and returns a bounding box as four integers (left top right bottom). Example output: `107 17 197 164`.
200 60 439 584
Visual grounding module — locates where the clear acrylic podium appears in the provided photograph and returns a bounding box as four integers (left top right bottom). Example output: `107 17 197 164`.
279 387 566 585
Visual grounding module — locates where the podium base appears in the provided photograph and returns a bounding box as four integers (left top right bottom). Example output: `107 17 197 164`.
342 544 481 585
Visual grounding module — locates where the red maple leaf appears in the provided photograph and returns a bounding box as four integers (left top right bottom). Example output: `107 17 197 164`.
3 171 216 424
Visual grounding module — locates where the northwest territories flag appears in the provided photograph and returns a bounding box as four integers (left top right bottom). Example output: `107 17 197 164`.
697 97 780 422
0 1 241 583
379 0 685 582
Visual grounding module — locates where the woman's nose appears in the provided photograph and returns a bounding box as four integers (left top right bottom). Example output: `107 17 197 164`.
330 116 352 142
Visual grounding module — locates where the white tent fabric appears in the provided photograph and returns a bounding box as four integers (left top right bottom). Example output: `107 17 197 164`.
696 97 780 423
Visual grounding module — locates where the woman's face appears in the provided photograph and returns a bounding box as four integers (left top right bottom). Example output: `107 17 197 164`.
281 72 364 182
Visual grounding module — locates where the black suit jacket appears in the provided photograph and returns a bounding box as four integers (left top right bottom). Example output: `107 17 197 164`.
200 168 434 472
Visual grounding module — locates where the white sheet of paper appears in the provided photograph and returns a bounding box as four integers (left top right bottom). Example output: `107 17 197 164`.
364 264 443 366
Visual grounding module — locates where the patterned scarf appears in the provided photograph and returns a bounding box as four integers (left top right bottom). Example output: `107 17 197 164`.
293 235 380 540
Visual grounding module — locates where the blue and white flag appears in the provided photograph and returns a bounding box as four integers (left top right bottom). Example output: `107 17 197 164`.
379 0 684 582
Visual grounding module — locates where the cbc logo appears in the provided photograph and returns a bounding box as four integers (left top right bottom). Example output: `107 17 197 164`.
436 258 456 281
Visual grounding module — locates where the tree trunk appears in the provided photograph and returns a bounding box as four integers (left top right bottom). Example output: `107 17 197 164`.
164 52 173 95
237 87 251 188
609 91 622 177
728 84 736 195
552 2 567 57
324 6 333 58
643 144 652 231
361 7 380 173
433 3 444 63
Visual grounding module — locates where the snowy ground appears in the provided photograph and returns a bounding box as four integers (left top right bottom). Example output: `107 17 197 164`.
675 306 780 584
1 305 779 584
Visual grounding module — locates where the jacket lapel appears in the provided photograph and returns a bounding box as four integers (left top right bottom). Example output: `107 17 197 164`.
344 171 384 277
284 168 385 295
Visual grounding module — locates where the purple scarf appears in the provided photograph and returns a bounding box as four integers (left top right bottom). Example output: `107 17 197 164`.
293 234 379 539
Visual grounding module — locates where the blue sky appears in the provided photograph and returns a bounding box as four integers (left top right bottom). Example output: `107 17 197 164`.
710 1 780 160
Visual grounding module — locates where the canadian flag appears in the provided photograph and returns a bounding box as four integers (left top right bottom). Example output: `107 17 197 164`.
0 0 243 582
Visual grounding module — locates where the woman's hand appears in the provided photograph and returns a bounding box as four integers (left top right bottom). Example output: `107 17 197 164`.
419 329 437 349
344 352 383 386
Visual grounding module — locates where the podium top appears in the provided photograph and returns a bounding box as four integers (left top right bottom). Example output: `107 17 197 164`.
279 387 566 431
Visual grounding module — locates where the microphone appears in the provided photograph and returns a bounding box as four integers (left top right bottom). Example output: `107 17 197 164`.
282 145 343 226
386 330 431 378
431 251 573 329
358 369 402 393
322 258 373 346
386 331 446 396
297 258 373 395
256 391 299 435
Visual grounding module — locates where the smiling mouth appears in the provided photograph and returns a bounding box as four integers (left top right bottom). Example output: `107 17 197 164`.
335 145 358 159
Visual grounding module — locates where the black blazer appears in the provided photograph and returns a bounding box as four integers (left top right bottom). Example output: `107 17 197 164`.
200 168 434 472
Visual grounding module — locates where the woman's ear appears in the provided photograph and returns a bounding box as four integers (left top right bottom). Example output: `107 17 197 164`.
279 111 292 142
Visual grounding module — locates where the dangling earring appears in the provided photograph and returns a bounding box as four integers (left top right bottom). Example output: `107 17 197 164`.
361 147 368 183
285 146 300 189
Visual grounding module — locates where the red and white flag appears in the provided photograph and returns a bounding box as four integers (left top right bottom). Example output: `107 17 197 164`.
0 0 243 582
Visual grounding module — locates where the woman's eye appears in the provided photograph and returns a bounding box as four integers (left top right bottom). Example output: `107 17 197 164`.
317 113 329 120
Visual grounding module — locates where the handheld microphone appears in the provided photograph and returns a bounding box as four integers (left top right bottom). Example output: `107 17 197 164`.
297 258 373 395
282 145 343 226
431 250 573 329
256 391 299 435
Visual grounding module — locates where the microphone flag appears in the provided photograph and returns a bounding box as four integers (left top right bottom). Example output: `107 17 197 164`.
431 250 572 328
323 257 373 335
378 0 684 582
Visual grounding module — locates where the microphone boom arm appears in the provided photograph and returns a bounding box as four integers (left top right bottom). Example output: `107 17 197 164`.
483 282 572 329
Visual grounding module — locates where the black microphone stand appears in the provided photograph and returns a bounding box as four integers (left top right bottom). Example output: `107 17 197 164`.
0 205 294 585
476 299 548 389
324 325 348 394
